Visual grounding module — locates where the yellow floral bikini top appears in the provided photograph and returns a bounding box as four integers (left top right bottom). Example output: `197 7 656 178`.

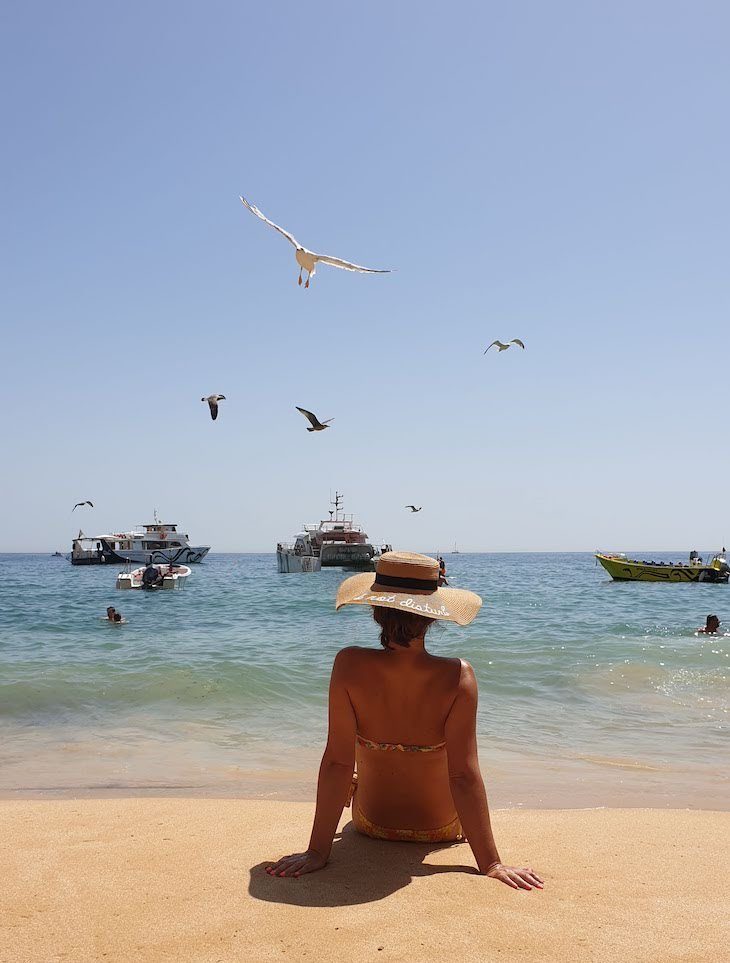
356 734 446 753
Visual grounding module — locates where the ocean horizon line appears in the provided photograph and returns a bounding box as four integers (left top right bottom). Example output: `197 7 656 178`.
1 547 725 557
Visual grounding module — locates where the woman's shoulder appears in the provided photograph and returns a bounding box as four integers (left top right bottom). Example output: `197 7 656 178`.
334 645 379 664
331 646 380 679
429 654 475 676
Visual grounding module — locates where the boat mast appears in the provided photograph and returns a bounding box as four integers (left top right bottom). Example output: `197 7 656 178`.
331 491 344 522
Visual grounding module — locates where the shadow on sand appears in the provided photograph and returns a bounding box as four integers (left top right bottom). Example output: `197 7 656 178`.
248 819 477 907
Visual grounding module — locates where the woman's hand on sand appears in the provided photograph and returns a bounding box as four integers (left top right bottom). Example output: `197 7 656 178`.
485 862 544 890
266 849 328 878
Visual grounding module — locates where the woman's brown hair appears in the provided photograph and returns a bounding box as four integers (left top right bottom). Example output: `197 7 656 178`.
372 606 435 649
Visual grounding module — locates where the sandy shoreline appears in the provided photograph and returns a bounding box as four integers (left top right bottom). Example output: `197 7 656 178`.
3 739 728 808
1 800 728 963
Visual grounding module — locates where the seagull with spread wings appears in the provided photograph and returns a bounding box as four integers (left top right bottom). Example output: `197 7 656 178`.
239 197 392 288
484 339 526 354
405 505 422 513
72 501 94 511
201 394 226 421
296 406 333 432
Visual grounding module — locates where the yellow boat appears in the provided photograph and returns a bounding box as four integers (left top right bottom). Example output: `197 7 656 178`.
595 552 730 583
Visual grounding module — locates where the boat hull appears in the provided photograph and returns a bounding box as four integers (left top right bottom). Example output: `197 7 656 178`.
277 551 322 573
71 544 209 565
319 543 376 569
596 554 729 583
102 543 210 565
71 553 111 566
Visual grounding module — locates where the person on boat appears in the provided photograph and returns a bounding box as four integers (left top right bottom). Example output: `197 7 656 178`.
266 552 543 891
698 614 721 634
142 561 161 588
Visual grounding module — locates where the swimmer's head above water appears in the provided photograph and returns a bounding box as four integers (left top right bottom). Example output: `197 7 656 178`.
700 614 720 634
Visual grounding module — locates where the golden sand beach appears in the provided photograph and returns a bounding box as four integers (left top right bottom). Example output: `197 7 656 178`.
1 800 728 963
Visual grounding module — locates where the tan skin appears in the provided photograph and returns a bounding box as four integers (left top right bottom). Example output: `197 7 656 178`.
698 616 720 634
267 629 543 891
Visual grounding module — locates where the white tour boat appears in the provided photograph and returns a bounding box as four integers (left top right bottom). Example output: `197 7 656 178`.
115 563 192 591
277 492 387 574
71 513 210 566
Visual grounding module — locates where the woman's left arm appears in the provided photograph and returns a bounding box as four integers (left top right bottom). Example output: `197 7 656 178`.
267 649 356 878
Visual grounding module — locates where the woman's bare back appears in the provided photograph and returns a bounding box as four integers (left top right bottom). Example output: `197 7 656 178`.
342 646 463 744
341 646 465 831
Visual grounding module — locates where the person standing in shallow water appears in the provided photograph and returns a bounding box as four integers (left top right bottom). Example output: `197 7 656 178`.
267 552 543 891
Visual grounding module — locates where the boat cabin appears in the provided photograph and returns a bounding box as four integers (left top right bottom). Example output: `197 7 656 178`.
139 522 186 551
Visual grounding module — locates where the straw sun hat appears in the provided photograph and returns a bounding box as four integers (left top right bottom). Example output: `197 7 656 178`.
336 552 482 626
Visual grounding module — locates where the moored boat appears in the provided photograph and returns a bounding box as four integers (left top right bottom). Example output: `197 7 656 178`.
71 513 209 566
115 563 191 590
277 492 382 574
595 551 730 583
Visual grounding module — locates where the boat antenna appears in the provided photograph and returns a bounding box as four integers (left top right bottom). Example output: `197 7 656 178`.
331 490 343 521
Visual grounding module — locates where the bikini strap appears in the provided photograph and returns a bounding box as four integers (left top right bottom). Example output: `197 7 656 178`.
356 734 446 753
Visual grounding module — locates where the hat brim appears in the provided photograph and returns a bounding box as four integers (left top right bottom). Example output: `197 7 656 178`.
335 573 482 626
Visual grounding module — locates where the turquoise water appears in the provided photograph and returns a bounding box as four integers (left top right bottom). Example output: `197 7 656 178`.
1 553 727 808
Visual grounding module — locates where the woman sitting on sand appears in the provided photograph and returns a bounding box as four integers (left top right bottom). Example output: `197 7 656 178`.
267 552 543 891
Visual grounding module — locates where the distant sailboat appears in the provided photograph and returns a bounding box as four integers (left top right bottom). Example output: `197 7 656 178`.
452 542 460 554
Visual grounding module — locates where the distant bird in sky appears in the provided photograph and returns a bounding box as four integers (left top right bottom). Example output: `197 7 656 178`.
202 394 226 421
296 406 333 432
239 197 392 289
484 339 525 354
405 505 422 513
72 501 94 511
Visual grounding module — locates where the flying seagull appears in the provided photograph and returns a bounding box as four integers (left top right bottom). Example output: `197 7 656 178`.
239 196 392 289
72 501 94 511
296 406 333 432
405 505 422 513
202 394 226 421
484 339 526 354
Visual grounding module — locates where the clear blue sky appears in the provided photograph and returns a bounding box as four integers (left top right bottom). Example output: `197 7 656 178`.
1 1 728 552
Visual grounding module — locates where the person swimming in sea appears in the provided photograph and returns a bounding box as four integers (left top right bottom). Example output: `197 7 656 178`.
266 552 543 891
105 606 124 623
697 614 721 634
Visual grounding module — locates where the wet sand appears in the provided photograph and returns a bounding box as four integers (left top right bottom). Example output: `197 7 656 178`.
1 800 727 963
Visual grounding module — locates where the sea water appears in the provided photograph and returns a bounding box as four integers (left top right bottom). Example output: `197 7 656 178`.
0 553 727 808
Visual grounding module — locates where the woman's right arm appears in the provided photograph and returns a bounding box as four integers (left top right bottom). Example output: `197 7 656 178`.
267 648 356 878
445 661 544 891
